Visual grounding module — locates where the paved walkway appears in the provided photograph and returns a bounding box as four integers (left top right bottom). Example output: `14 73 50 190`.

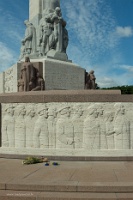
1 158 133 199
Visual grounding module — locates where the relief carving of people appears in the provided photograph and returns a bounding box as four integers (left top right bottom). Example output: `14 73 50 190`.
114 105 130 149
15 105 26 148
83 106 99 149
72 106 83 149
2 105 15 147
106 112 115 149
25 105 36 148
97 107 107 149
56 106 74 148
33 105 49 148
47 107 57 148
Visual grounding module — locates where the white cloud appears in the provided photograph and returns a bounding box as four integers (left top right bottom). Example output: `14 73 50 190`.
0 42 17 72
62 0 119 63
97 77 119 88
116 26 133 37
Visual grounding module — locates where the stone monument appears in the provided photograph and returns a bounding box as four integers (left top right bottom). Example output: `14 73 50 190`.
0 0 85 93
1 0 133 160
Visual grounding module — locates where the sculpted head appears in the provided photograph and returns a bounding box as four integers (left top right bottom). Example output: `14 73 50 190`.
55 7 61 16
24 20 30 26
25 57 30 62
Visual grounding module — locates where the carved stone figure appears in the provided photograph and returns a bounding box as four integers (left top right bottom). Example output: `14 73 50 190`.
19 40 26 60
83 106 99 149
38 12 55 56
20 57 37 91
17 74 24 92
106 113 115 149
114 105 130 149
31 72 45 91
47 107 57 148
97 107 107 149
15 105 26 148
51 7 67 52
56 106 74 148
33 105 49 148
85 70 96 89
2 105 15 147
22 20 36 55
25 105 36 148
72 106 83 149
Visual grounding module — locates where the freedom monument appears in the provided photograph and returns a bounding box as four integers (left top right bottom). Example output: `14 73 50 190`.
0 0 132 159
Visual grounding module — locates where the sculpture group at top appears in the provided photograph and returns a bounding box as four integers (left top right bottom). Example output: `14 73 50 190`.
19 2 68 60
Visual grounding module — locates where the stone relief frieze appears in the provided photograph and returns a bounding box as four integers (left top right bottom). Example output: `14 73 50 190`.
1 103 133 150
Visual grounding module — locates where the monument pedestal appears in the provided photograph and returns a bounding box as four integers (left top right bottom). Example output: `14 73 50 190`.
1 90 133 160
0 58 85 93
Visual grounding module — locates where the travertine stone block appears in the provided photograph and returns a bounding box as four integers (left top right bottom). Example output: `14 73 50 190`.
4 63 21 93
43 59 85 90
0 59 85 93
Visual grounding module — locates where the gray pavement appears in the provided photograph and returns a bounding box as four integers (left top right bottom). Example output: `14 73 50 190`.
1 158 133 199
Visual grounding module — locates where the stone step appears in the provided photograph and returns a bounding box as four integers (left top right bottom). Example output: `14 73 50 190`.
1 182 133 193
1 190 133 200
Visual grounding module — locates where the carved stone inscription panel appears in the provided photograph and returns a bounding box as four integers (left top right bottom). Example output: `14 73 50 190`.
1 103 133 150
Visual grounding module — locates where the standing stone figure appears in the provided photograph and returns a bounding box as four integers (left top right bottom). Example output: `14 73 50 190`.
22 20 36 55
20 57 37 91
114 105 130 149
106 112 115 149
50 7 67 52
47 107 57 148
56 106 74 149
15 105 26 148
17 73 24 92
25 105 36 148
33 105 49 148
85 70 96 89
97 107 107 149
2 105 15 147
83 106 99 149
38 12 55 56
72 105 84 149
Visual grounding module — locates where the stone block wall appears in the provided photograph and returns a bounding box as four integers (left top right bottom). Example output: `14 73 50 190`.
0 82 132 158
0 97 133 157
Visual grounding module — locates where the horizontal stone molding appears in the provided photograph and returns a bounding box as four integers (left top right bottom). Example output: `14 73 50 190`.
0 90 131 103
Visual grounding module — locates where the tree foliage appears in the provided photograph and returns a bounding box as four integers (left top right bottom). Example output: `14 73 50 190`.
101 85 133 94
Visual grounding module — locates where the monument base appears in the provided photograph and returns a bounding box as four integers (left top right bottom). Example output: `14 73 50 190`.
46 49 69 62
0 58 85 93
0 91 133 159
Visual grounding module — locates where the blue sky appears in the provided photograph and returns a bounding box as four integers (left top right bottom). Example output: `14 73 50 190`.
0 0 133 88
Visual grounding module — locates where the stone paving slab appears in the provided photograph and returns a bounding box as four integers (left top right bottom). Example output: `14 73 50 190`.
0 190 117 200
1 158 133 199
2 190 133 200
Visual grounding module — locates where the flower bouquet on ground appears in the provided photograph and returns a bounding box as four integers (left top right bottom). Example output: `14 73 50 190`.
22 156 49 165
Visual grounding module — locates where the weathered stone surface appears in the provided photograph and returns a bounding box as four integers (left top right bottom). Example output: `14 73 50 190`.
43 59 85 90
1 102 133 156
